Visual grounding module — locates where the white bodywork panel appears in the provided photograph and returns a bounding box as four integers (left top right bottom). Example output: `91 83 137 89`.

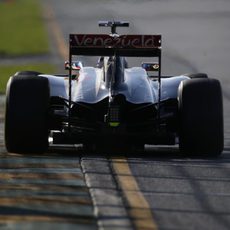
41 68 189 104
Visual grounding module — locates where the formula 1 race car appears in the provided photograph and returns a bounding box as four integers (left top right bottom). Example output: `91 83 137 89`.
5 21 223 156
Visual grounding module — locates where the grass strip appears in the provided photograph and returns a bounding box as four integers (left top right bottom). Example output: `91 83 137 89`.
0 0 49 56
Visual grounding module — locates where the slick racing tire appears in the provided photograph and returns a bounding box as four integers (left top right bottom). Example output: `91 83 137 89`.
178 78 223 156
14 71 42 76
5 75 50 153
184 73 208 79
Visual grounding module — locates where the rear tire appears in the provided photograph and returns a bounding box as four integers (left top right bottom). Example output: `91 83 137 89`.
14 71 42 76
178 78 223 156
5 75 50 153
184 73 208 79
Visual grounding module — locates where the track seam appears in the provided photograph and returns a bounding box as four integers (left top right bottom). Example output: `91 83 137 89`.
81 156 133 230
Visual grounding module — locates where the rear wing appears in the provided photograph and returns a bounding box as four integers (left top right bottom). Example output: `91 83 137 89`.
69 34 161 57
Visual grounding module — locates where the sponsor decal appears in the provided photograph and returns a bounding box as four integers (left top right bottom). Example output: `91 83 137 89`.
70 34 161 48
153 64 160 70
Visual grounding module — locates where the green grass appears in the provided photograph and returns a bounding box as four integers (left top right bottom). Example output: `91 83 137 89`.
0 0 49 56
0 64 55 94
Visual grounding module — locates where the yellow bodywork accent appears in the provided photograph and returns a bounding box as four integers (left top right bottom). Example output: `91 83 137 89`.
109 122 120 127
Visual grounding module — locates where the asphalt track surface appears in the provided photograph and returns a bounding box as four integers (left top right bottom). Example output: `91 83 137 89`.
1 0 230 229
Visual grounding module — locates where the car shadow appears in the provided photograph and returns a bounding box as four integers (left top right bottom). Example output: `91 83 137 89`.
47 144 230 162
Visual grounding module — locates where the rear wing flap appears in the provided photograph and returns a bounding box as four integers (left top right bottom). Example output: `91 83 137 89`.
69 34 161 57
